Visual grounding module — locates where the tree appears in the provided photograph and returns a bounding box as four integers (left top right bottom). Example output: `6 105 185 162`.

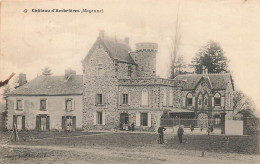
169 0 183 79
42 67 52 76
192 41 229 74
233 90 256 117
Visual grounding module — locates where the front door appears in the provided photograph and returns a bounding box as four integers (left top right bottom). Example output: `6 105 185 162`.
17 116 23 130
62 116 76 131
41 116 47 131
36 115 50 131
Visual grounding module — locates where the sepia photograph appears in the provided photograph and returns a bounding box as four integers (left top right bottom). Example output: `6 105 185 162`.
0 0 259 163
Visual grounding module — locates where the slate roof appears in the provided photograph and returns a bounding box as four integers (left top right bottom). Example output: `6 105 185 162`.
174 74 233 90
84 37 136 64
6 75 83 96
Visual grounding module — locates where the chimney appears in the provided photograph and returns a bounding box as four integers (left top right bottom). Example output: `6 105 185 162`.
124 37 129 45
18 73 27 87
99 30 104 39
65 69 76 80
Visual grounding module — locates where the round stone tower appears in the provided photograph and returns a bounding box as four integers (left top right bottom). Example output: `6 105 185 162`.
132 42 158 77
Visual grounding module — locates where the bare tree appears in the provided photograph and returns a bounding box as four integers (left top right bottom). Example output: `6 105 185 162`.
169 0 183 79
233 90 256 117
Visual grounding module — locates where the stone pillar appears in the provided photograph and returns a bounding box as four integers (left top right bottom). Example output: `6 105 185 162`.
220 112 226 134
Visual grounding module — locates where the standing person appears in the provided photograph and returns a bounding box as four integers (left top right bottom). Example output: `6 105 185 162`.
207 126 211 135
177 125 184 144
157 126 166 144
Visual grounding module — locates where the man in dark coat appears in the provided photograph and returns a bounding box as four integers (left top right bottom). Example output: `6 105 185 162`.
157 126 166 144
0 73 15 87
177 125 184 144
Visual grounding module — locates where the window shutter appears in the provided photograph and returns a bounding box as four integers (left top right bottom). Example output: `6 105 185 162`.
13 115 17 129
72 116 76 131
148 113 152 127
93 111 97 125
212 97 214 107
36 116 41 131
22 100 24 110
136 113 140 126
46 116 50 131
128 93 131 105
95 94 97 105
73 100 75 111
102 112 106 125
192 97 195 107
103 94 106 105
182 96 186 107
14 100 17 110
62 116 65 130
22 116 25 131
221 97 225 107
46 100 48 110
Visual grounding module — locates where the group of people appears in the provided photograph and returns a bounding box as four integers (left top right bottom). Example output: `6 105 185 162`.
157 125 184 144
158 124 214 144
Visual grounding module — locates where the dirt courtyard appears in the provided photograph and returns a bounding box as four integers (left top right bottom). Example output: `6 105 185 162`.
0 131 259 163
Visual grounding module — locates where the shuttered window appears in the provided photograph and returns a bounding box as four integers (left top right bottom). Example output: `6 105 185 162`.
40 100 46 111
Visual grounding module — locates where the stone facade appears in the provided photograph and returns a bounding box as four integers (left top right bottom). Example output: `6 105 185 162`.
82 32 234 132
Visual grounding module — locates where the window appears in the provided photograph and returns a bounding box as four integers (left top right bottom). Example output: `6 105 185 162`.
198 93 202 107
97 94 103 105
186 93 193 106
17 100 23 111
141 88 148 106
123 94 128 105
169 89 173 106
122 88 129 105
214 93 221 106
98 64 103 76
66 99 72 111
128 65 132 77
204 98 208 106
97 112 103 125
163 88 167 106
40 100 46 111
140 113 148 126
228 93 231 107
215 117 221 125
204 94 208 106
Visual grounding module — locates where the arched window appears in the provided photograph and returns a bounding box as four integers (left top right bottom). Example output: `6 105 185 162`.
122 88 129 105
141 88 149 106
214 93 221 106
198 93 202 108
163 88 167 106
204 93 208 106
186 93 193 107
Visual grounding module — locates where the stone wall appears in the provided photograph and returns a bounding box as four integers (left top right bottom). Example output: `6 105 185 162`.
83 43 119 130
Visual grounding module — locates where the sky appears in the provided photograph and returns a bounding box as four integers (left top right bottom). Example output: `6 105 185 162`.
0 0 259 115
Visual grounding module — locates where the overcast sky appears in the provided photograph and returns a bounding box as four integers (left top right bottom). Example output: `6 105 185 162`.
0 0 259 115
